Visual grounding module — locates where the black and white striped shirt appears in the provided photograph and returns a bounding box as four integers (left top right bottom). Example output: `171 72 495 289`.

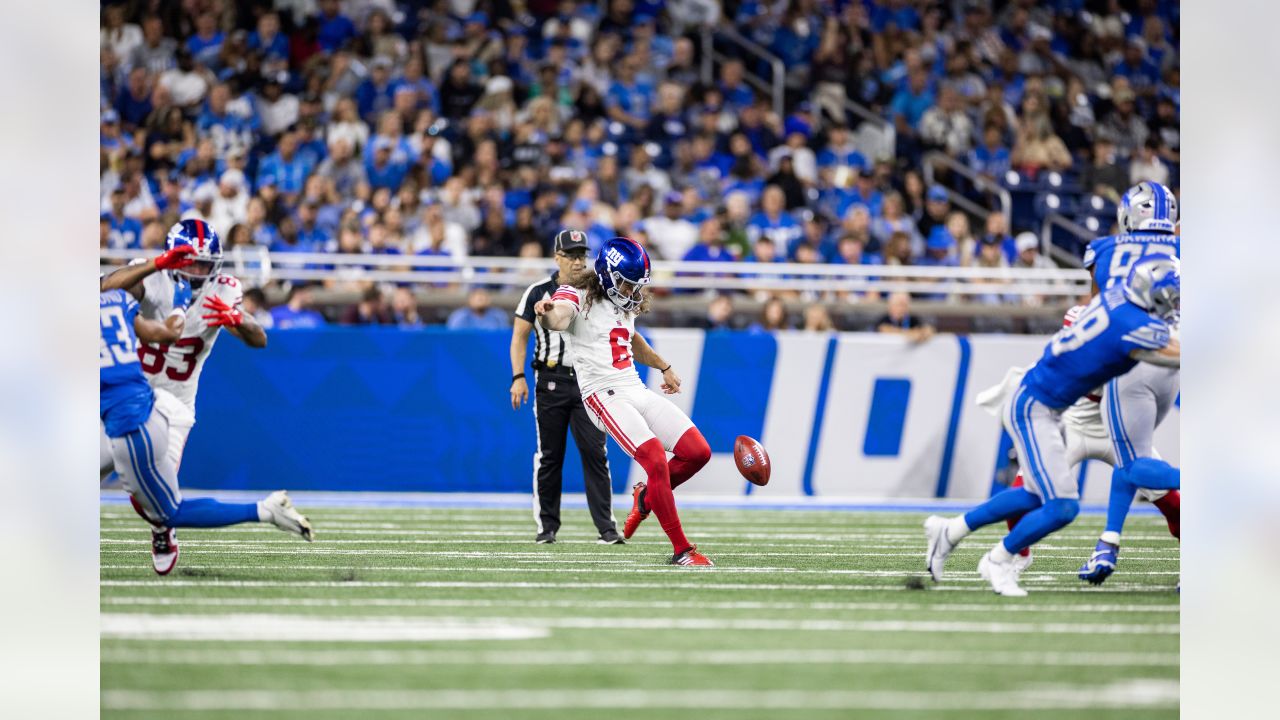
515 272 575 369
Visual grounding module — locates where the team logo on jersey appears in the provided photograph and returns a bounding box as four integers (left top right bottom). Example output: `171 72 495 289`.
605 247 624 267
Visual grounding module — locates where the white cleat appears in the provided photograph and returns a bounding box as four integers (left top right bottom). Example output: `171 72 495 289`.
923 515 957 582
1011 550 1034 578
261 491 314 542
979 551 1028 597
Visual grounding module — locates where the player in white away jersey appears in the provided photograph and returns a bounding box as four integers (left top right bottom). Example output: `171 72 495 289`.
100 219 291 574
535 237 714 566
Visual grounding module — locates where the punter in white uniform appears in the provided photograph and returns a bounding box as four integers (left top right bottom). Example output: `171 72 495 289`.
99 219 273 574
535 237 715 567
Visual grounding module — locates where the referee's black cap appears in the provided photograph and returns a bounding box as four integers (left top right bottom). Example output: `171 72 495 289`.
554 229 589 254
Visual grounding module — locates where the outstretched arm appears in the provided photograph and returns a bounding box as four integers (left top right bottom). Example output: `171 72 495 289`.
533 299 575 332
631 331 681 394
100 246 197 297
225 311 268 348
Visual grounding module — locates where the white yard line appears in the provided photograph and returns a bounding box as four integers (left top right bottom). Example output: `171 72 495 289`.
100 646 1179 668
101 683 1178 712
100 578 1174 593
97 541 1178 557
99 563 1181 578
99 612 1177 636
100 595 1180 614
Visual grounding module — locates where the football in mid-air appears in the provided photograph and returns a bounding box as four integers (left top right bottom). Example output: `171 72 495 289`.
734 435 771 486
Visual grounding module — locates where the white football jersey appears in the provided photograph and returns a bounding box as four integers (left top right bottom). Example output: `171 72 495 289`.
137 269 244 411
553 286 645 398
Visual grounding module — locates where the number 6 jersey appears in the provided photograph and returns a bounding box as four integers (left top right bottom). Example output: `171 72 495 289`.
550 285 645 398
137 269 245 412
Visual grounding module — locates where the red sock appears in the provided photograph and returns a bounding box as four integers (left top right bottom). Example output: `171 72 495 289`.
1006 474 1031 557
668 427 712 490
634 438 691 554
129 495 165 528
1153 490 1180 539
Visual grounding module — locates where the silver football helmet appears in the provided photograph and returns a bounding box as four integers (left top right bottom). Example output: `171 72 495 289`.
1117 181 1178 234
1124 255 1181 322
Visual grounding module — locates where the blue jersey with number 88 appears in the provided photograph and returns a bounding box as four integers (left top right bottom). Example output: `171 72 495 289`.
100 288 155 436
1021 286 1172 409
1083 231 1180 290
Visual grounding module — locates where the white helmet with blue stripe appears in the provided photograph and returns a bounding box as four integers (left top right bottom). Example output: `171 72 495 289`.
1117 181 1178 234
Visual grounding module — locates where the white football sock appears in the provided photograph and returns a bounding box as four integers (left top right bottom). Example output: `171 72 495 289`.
991 541 1014 564
1099 531 1121 546
256 501 270 522
945 516 971 544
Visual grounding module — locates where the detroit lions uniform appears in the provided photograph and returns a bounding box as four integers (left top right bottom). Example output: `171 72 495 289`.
1084 229 1180 473
100 289 183 521
553 285 695 457
1008 287 1172 500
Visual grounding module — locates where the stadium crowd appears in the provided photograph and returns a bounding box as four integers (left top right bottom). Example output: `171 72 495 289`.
100 0 1179 325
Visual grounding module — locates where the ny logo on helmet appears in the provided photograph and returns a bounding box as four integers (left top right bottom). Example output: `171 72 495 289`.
606 247 624 267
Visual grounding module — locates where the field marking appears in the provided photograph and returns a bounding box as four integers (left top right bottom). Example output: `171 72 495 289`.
99 520 1177 538
98 540 1179 558
101 682 1178 711
100 563 1181 579
100 613 547 642
100 578 1177 593
100 595 1180 614
100 646 1179 668
99 612 1177 636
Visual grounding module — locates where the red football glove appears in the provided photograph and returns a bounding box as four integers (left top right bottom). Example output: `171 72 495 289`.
201 296 243 327
154 245 196 270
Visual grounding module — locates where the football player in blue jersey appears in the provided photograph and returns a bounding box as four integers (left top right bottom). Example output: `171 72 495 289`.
100 278 313 575
924 255 1180 596
1077 181 1182 584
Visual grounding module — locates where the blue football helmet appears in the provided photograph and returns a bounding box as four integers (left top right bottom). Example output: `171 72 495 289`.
164 219 223 284
1118 181 1178 234
595 237 651 313
1124 255 1180 322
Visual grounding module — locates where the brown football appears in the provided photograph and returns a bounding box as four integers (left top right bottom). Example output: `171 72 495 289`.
734 435 771 486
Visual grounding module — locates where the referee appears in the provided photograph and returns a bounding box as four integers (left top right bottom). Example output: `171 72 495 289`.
510 230 621 545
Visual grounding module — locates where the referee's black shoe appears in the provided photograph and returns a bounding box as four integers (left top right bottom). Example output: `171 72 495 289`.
535 531 557 544
597 529 625 545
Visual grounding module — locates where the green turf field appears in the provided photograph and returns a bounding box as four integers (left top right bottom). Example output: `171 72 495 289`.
100 503 1179 719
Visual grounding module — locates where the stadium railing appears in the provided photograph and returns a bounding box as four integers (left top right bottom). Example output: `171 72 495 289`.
1041 212 1097 269
100 248 1090 299
922 151 1014 236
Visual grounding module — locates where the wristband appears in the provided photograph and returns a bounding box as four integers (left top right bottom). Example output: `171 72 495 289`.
512 373 525 383
659 364 671 373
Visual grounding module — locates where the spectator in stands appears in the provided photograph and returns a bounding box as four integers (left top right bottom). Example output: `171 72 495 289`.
947 212 978 267
391 287 423 328
918 185 951 240
803 304 835 333
341 286 394 325
684 216 736 264
1011 108 1072 176
447 287 509 330
968 124 1012 181
129 15 176 75
919 227 958 268
315 0 358 54
877 292 934 342
104 187 142 249
1012 232 1054 271
271 285 327 329
208 169 249 238
1081 138 1126 199
882 230 915 267
872 192 923 258
919 85 974 157
241 288 272 328
747 185 804 257
1096 84 1149 156
749 297 792 333
704 294 735 331
1129 137 1170 187
645 191 699 261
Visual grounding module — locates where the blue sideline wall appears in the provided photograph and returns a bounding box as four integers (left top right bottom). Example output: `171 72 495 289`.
182 327 1179 502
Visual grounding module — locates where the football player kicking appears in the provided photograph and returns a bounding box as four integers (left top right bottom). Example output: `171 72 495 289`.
100 219 309 574
957 304 1180 580
922 256 1180 596
534 237 714 566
